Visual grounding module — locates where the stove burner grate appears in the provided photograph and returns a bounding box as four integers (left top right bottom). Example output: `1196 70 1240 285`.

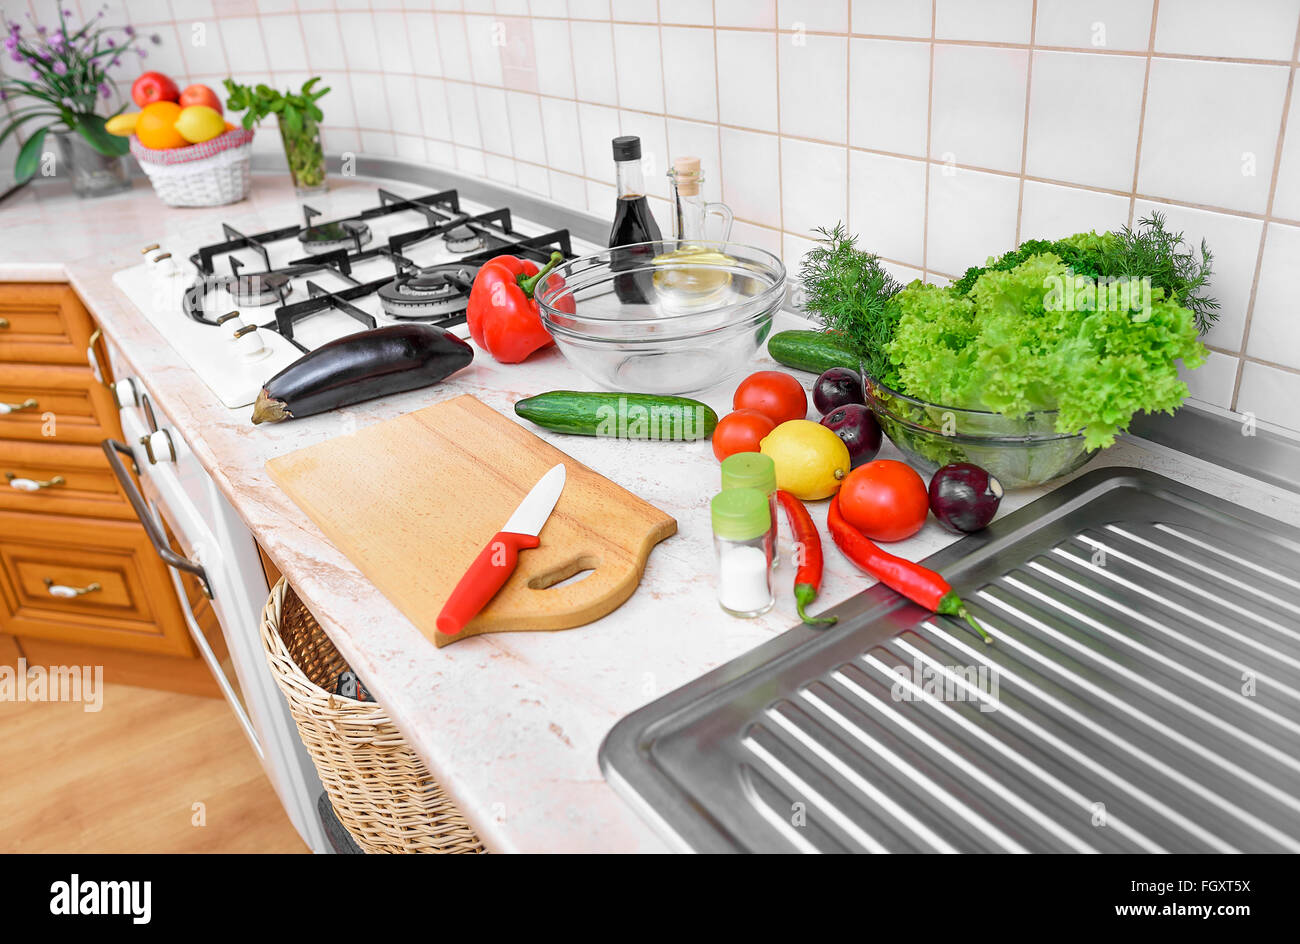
377 263 479 319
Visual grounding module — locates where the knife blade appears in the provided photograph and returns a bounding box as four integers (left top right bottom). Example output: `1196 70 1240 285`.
436 463 566 636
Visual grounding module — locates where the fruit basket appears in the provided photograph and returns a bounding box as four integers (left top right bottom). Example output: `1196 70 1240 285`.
129 127 254 207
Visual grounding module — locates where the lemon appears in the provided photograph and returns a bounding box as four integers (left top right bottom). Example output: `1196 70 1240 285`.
174 105 226 144
759 420 851 500
105 112 139 136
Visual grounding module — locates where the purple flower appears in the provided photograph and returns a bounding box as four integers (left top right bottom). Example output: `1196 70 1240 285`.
36 25 46 35
105 37 114 47
99 82 110 98
29 69 39 80
124 25 134 36
0 89 7 101
8 50 20 62
136 48 146 59
110 56 119 66
52 60 66 75
3 35 14 50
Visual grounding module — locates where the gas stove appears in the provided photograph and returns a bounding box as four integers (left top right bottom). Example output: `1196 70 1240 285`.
113 185 585 409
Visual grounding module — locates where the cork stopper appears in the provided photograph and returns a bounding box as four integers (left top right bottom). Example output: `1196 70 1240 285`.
672 155 701 196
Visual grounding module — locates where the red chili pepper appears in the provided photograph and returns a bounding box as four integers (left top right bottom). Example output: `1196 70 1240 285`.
466 251 569 363
827 494 991 644
775 489 836 626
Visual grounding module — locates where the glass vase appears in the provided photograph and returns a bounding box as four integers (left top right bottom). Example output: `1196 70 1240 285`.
54 131 131 198
277 115 327 196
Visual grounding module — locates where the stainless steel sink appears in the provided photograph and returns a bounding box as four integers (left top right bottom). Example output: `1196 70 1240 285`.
599 468 1300 853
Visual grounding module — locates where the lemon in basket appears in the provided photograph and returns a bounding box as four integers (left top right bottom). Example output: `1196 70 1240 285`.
174 105 226 145
135 101 186 149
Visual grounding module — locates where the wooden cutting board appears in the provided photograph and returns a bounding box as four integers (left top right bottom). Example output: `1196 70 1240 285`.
266 394 677 647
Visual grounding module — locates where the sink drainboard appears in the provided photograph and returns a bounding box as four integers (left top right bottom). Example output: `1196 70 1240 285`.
599 468 1300 853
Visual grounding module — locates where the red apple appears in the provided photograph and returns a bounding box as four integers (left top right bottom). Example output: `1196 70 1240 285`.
179 83 222 114
131 71 180 108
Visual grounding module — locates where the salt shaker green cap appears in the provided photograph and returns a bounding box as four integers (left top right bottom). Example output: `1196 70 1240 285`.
720 452 777 495
710 487 772 541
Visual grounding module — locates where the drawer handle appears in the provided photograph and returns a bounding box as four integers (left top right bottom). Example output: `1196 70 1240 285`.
0 317 9 329
5 472 66 491
43 578 102 599
0 398 38 415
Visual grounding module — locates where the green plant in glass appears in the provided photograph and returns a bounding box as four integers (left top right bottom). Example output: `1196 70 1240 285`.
223 76 330 194
0 5 160 185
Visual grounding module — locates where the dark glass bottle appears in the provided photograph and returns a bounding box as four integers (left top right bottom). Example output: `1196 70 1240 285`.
608 135 662 304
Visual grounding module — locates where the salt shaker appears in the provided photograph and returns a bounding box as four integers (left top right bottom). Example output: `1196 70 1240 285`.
710 487 775 618
719 451 779 570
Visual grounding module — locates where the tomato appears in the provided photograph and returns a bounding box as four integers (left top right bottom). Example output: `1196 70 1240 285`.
733 371 808 426
838 459 929 542
131 71 179 108
712 409 776 462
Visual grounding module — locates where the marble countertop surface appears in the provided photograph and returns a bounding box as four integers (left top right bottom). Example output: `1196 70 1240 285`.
6 175 1299 853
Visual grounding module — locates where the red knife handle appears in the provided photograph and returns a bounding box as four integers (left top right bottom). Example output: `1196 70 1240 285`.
436 531 541 636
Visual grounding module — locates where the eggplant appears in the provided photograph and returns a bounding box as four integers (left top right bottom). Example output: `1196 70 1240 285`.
251 324 473 424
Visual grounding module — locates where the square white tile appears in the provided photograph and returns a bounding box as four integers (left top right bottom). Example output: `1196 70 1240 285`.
720 127 782 228
611 0 657 21
934 0 1032 44
550 171 588 208
360 130 396 157
455 145 487 176
485 153 517 185
778 0 848 32
338 11 383 71
1246 222 1300 370
779 34 849 143
1137 58 1289 214
384 74 422 137
476 86 514 154
569 0 612 19
540 97 584 173
445 81 483 148
350 73 392 131
1033 0 1153 52
218 17 269 74
301 13 347 73
465 13 505 85
394 134 427 163
850 0 932 37
1269 90 1300 221
613 23 665 113
1019 181 1129 239
571 20 618 106
660 0 713 25
435 13 473 81
317 71 358 128
374 11 416 74
621 112 670 198
848 38 930 157
416 78 452 140
404 14 444 77
180 20 230 74
930 44 1028 174
1236 361 1300 432
730 220 784 258
428 139 456 166
515 161 551 196
1155 0 1300 61
579 102 622 184
506 91 548 164
848 150 926 266
529 0 567 13
662 26 717 123
717 30 780 133
1180 350 1238 410
1025 50 1145 190
666 118 722 192
531 19 576 98
1132 199 1265 352
780 137 848 237
716 0 776 28
925 164 1021 275
258 14 310 73
586 178 618 215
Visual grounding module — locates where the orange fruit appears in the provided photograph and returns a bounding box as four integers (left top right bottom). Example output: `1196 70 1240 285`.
135 101 187 149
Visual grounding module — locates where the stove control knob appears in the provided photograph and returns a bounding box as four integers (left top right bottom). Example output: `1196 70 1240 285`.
139 428 176 465
114 378 139 409
233 323 268 359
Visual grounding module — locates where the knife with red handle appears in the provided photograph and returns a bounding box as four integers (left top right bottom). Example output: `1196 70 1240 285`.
436 463 566 636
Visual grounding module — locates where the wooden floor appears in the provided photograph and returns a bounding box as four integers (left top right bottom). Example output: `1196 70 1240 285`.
0 681 308 853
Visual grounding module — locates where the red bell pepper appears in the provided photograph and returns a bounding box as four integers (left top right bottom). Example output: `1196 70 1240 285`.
466 250 568 363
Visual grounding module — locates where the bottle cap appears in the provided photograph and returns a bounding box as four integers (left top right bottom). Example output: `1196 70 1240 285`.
612 135 642 161
711 487 772 542
671 155 702 196
720 452 776 495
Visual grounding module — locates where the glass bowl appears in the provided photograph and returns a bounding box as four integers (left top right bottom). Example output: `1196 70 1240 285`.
534 241 786 395
865 376 1097 488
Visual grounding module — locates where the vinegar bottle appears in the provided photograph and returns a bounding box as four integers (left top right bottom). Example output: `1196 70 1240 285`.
608 135 662 304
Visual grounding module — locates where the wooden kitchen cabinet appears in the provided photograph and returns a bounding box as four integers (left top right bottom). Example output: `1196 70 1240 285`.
0 282 219 696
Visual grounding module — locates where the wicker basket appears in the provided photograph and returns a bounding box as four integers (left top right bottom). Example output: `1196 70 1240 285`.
260 578 486 854
130 127 254 207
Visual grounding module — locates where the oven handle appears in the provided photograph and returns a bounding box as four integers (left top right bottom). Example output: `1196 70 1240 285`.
102 438 214 599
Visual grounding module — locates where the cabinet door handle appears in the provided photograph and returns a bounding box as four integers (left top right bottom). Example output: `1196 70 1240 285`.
0 398 37 415
43 578 102 598
5 472 66 491
0 317 9 329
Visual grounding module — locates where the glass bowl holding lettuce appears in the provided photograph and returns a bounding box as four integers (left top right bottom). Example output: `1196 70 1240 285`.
795 218 1217 488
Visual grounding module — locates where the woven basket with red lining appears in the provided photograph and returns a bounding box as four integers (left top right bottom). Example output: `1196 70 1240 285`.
130 127 255 207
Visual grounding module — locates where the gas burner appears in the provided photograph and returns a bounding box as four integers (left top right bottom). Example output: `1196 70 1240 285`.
444 223 485 254
298 219 372 255
229 270 293 307
377 263 480 319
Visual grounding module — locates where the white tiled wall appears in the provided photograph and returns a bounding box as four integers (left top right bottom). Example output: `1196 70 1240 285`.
3 0 1300 433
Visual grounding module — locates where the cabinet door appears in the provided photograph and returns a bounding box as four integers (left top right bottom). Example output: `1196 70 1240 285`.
0 283 96 366
0 510 196 657
0 363 119 445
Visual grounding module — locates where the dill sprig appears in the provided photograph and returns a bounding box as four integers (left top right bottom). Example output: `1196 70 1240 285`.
799 223 903 381
1103 212 1219 334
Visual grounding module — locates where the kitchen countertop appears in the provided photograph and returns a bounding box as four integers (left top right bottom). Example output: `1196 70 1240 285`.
6 174 1300 853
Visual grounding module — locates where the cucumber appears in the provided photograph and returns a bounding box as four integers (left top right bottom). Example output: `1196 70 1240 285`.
515 391 718 441
767 330 860 375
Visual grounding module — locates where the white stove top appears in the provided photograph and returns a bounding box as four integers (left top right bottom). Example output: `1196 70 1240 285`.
112 185 599 410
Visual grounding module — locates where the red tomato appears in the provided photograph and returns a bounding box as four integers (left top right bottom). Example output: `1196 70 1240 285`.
131 71 180 108
732 371 807 426
838 459 929 542
712 409 777 462
179 83 223 114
